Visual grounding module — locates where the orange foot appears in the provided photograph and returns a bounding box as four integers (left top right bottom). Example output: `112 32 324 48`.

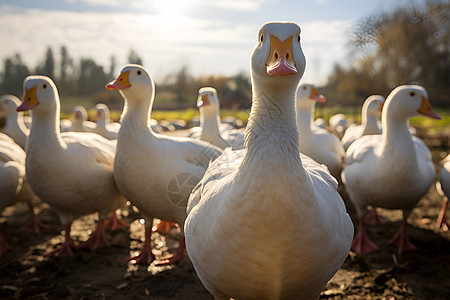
352 217 378 255
389 220 417 254
45 224 77 257
363 208 384 226
77 219 109 251
155 236 186 266
105 211 129 231
152 220 177 234
435 198 448 231
124 227 155 265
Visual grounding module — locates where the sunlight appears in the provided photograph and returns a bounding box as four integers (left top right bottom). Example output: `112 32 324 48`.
153 0 194 28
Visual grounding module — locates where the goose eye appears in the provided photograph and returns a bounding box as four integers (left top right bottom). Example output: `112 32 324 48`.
137 70 142 75
303 86 307 90
409 92 415 97
43 84 47 89
260 35 264 42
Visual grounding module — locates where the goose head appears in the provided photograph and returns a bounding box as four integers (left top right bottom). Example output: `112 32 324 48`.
17 76 59 117
197 87 220 116
106 64 154 103
363 95 384 119
95 103 110 123
296 84 326 111
0 95 21 117
251 22 306 90
383 85 441 122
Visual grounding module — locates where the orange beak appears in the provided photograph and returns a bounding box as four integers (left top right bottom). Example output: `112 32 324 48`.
309 87 326 103
106 71 131 90
266 35 297 76
417 96 441 119
17 86 39 111
197 94 210 108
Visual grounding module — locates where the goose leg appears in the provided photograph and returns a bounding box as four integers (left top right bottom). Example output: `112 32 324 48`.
125 225 156 265
18 200 47 233
363 208 384 226
351 217 378 255
77 218 109 251
45 223 77 257
436 196 448 231
388 218 417 254
104 210 129 231
155 235 186 266
152 219 177 234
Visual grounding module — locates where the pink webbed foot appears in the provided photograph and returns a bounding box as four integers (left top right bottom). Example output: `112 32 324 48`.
363 208 384 226
389 219 417 254
435 198 448 231
351 217 379 255
45 224 77 257
0 232 12 256
152 220 177 234
125 227 155 265
104 211 129 231
18 207 47 234
77 219 109 251
154 236 186 266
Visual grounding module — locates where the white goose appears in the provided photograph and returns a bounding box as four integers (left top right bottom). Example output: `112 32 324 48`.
0 133 36 255
106 64 222 265
329 113 347 139
436 154 450 231
0 95 29 149
194 87 244 150
70 105 96 132
296 84 346 180
93 103 120 140
341 95 384 151
185 22 353 300
17 76 126 256
342 85 441 255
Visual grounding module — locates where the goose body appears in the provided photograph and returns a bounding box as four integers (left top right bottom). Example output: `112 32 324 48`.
436 154 450 231
93 103 120 140
71 105 96 132
185 22 353 300
0 95 29 149
296 84 345 180
106 64 222 265
17 76 125 256
342 85 441 255
341 95 384 151
194 87 244 150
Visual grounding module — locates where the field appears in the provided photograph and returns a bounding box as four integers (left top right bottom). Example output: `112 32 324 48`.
0 117 449 299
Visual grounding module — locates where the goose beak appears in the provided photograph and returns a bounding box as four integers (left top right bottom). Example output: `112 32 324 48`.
309 87 326 102
17 86 39 111
266 35 297 76
197 94 210 108
106 71 131 90
417 96 441 120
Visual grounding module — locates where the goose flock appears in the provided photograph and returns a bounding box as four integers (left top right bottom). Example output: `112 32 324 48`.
0 21 447 298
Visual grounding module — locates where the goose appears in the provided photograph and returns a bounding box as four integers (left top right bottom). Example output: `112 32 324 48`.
0 133 37 255
436 154 450 231
0 95 29 149
314 117 327 129
106 64 222 265
194 87 244 150
329 113 348 139
184 21 353 300
296 84 346 180
342 85 441 255
93 103 120 140
16 76 126 256
71 105 96 132
341 95 384 151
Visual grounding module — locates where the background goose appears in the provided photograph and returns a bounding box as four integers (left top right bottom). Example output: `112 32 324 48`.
17 76 126 257
341 95 384 151
106 64 222 265
296 84 346 180
436 154 450 231
93 103 120 140
185 21 353 300
194 87 244 150
329 113 348 139
71 105 96 132
0 95 29 149
342 85 441 255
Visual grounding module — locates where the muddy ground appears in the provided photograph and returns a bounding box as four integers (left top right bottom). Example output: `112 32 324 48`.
0 129 449 300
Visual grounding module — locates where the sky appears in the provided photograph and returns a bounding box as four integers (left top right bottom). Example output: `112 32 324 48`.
0 0 425 85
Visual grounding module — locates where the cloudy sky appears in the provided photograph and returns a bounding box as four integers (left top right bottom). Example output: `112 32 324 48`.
0 0 423 85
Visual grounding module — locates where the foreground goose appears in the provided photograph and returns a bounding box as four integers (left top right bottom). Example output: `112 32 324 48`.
185 22 353 299
0 95 29 149
329 113 347 139
106 64 222 265
93 103 120 140
195 87 244 150
0 133 36 255
341 95 384 151
343 85 441 255
436 154 450 231
17 76 126 256
296 84 346 180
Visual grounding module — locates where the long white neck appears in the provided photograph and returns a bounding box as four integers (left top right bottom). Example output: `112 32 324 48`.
242 80 305 177
362 113 379 135
119 89 155 136
6 112 29 136
296 103 314 136
199 106 222 142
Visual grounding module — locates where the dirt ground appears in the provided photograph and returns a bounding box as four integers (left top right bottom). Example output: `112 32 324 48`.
0 129 449 300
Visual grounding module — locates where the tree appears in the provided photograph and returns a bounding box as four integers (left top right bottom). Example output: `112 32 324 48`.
78 58 107 96
108 55 117 79
128 49 143 65
36 47 55 79
0 53 30 96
